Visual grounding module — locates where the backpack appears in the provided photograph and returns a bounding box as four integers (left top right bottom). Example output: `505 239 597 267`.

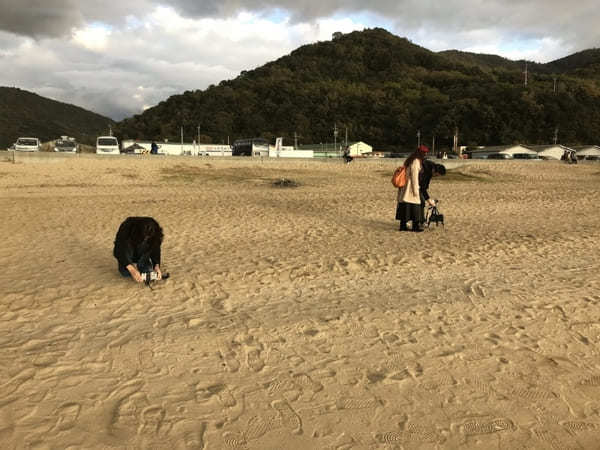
391 165 407 188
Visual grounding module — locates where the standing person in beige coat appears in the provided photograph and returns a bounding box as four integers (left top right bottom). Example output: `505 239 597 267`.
395 145 429 232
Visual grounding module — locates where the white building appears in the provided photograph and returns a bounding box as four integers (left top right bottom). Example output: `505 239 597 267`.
528 144 575 160
268 138 314 158
346 141 372 156
121 140 231 156
468 144 536 159
573 145 600 160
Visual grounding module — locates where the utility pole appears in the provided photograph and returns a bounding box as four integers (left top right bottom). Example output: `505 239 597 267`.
197 125 200 144
453 127 459 155
432 136 436 155
553 127 559 145
108 124 112 136
181 126 183 154
333 123 338 153
345 127 348 147
417 129 421 148
524 61 528 87
553 77 557 94
294 132 298 149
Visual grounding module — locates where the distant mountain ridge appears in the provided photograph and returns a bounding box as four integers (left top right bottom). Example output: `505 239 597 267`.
115 28 600 150
0 87 114 149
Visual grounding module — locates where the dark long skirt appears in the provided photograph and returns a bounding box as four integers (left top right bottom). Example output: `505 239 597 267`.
395 201 421 224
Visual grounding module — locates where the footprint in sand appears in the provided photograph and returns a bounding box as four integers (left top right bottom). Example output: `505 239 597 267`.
53 402 81 431
171 420 206 450
222 431 246 448
402 423 442 444
140 405 166 434
271 400 302 434
580 375 600 387
507 386 558 402
293 373 323 394
533 428 571 450
375 424 441 445
561 421 598 434
138 349 156 371
264 378 298 396
244 414 281 441
246 348 265 372
460 418 514 436
219 349 240 373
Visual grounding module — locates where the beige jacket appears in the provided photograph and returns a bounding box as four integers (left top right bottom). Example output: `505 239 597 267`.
397 158 422 204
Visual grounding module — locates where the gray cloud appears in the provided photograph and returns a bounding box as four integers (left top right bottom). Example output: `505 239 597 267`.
1 0 598 47
0 1 598 120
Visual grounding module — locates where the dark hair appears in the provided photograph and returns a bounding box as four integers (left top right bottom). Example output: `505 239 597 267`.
404 148 427 167
131 218 163 247
435 164 446 176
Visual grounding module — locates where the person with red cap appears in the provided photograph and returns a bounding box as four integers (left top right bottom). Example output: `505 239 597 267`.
395 145 429 232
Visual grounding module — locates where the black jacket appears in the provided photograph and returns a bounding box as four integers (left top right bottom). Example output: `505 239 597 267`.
419 159 436 202
113 217 162 268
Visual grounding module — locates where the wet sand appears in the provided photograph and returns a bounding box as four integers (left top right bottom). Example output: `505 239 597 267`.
1 155 600 448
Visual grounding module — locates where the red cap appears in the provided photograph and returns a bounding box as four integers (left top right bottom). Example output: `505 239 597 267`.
418 144 429 153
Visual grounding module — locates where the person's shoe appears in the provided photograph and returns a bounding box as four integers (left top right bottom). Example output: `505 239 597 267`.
399 225 408 231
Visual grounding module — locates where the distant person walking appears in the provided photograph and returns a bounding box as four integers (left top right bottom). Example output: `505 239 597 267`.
342 146 353 163
151 141 159 155
396 145 429 232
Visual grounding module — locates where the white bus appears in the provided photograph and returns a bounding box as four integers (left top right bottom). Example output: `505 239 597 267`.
96 136 120 155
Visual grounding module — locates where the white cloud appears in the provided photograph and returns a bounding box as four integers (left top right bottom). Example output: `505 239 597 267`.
72 24 111 51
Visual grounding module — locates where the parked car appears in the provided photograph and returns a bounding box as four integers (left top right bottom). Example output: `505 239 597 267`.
54 137 78 152
96 136 120 154
487 153 512 159
14 137 40 152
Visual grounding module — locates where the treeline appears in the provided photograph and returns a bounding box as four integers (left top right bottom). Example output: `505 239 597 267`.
116 28 600 151
0 87 113 149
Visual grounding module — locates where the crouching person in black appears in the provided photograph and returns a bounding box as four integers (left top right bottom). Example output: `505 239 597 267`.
420 160 446 222
114 217 163 283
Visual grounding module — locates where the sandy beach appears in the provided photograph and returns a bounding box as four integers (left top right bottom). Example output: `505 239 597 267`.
1 154 600 449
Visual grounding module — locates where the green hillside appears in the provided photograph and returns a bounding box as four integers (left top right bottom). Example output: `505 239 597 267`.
115 28 600 151
0 87 114 149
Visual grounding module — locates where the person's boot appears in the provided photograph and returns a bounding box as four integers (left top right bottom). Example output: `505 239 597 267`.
412 222 424 233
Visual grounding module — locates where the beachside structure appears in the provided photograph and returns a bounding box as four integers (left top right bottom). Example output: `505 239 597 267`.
296 141 372 158
572 145 600 160
268 138 314 158
121 140 232 156
467 144 536 159
346 141 373 156
528 144 575 160
232 138 270 156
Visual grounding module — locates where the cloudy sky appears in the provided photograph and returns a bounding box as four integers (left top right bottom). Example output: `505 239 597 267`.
0 0 597 120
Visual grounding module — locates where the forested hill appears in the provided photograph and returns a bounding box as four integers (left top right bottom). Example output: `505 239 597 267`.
115 28 600 151
0 87 113 148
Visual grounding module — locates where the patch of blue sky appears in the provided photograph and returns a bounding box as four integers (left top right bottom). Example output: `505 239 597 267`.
124 15 143 29
260 7 290 24
498 37 540 54
86 21 113 32
329 10 394 30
